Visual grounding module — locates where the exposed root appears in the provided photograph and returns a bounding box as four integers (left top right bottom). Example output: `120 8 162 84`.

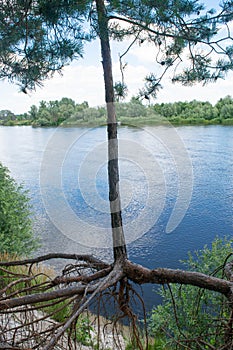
1 254 233 349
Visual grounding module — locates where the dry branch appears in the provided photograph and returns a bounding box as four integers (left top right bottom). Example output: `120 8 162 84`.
124 260 233 299
51 266 112 286
1 258 233 311
42 266 124 350
0 253 109 270
225 261 233 282
0 263 123 311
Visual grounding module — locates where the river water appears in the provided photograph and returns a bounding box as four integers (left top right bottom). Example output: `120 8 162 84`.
0 124 232 312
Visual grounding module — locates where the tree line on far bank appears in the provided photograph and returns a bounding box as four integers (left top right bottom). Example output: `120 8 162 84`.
1 95 233 127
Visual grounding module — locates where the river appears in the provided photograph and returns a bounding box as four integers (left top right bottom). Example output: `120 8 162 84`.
0 124 232 313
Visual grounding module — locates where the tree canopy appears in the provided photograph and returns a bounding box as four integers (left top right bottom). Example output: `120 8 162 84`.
0 0 233 95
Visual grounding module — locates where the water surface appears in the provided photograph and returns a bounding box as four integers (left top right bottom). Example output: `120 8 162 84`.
0 124 232 312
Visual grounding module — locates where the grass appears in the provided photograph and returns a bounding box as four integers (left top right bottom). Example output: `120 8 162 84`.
0 252 55 293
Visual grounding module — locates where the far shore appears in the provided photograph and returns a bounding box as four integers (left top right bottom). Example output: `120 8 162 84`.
1 116 233 128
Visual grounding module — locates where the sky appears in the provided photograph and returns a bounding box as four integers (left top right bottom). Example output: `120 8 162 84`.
0 0 232 114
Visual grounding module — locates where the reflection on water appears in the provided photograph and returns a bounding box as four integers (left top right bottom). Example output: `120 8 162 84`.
0 125 233 311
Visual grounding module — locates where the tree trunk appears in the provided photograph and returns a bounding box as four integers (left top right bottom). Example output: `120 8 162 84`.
95 0 127 262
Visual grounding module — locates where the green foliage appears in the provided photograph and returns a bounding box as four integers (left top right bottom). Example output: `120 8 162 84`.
44 300 93 346
0 110 15 122
29 98 89 126
75 316 93 346
0 0 92 91
215 95 233 119
2 94 233 127
0 163 38 255
114 81 128 101
0 0 232 94
149 237 233 349
222 118 233 125
125 333 170 350
43 299 71 323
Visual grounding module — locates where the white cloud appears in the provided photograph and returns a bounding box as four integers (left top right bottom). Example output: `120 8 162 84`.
37 64 106 105
129 43 159 65
155 73 233 104
0 44 233 114
0 63 104 113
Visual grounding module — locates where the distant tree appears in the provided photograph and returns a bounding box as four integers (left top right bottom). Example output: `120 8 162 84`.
160 102 176 118
216 95 233 119
28 98 90 125
116 101 147 118
130 96 142 104
75 101 89 112
78 106 105 120
37 109 51 121
57 98 76 122
59 97 76 108
0 110 15 121
28 105 38 120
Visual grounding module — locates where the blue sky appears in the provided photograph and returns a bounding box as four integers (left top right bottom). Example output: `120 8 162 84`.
0 0 232 114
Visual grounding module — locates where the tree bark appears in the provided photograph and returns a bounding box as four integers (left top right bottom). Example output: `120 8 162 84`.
1 260 233 311
0 253 109 268
95 0 127 262
124 260 233 298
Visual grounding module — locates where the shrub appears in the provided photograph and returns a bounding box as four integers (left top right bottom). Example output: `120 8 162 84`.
222 118 233 125
0 163 39 255
149 237 233 349
32 118 52 126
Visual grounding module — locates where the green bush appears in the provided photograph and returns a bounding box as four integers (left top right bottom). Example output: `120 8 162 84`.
3 120 15 126
210 117 220 123
222 118 233 125
0 163 39 255
149 237 233 349
32 118 53 126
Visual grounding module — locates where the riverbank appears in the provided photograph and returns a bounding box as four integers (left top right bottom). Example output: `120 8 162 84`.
1 115 233 127
0 254 127 349
0 307 127 349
